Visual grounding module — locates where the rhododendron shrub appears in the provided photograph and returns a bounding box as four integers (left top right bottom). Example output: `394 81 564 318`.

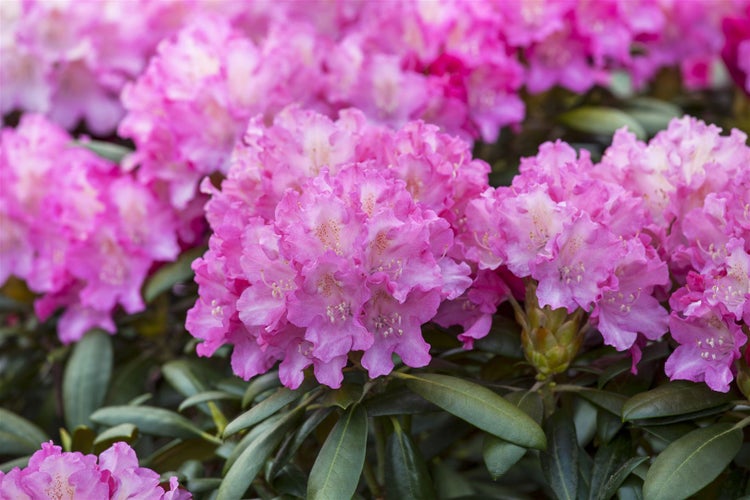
186 107 493 388
0 441 190 499
0 115 179 342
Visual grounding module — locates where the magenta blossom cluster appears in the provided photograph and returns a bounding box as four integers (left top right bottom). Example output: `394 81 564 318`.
0 441 190 499
462 140 671 362
461 116 749 392
186 107 490 389
597 117 750 392
0 0 280 135
0 115 179 343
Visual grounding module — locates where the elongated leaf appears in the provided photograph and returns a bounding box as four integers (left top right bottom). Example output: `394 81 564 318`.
365 387 437 416
70 426 95 453
598 343 669 389
0 409 48 455
588 438 629 500
179 391 238 412
268 408 333 480
91 406 215 442
483 435 526 480
146 438 218 471
598 456 648 500
557 386 626 416
63 330 113 430
642 423 742 500
93 424 138 453
385 424 435 500
224 387 302 437
242 371 283 408
142 247 204 303
558 107 646 140
540 411 578 500
622 381 734 421
400 373 546 449
72 140 132 163
308 405 368 500
218 412 299 500
162 360 210 397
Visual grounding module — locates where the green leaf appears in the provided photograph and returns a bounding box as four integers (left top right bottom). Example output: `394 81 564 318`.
482 435 526 480
622 381 735 421
642 423 743 500
385 422 436 500
242 371 283 408
557 386 627 416
598 456 648 500
365 387 437 417
540 411 578 500
400 373 546 449
557 107 647 140
93 423 138 453
145 438 218 471
70 426 95 453
218 411 299 500
224 387 304 437
142 247 204 303
178 391 238 412
268 408 334 481
91 406 216 442
71 140 132 163
598 343 669 389
308 405 368 500
0 409 48 455
63 329 113 429
1 456 31 473
588 437 629 500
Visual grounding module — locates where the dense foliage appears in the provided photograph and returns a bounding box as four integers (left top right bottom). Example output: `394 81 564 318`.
1 1 750 499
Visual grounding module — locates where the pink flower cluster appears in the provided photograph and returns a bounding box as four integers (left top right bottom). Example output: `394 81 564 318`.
462 140 671 361
721 3 750 94
0 115 179 343
597 117 750 392
0 441 190 499
460 116 749 392
0 0 278 135
186 107 489 388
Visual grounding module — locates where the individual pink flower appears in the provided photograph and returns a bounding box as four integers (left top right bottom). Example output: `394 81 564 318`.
0 441 191 499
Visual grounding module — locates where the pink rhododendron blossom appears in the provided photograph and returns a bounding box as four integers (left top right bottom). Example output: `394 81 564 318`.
463 135 671 357
597 116 750 391
187 108 484 388
0 441 191 499
0 115 179 343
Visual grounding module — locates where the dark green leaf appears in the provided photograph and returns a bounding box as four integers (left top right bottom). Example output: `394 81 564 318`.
505 390 544 425
308 405 368 500
178 391 238 412
224 387 303 437
93 424 138 453
598 456 648 500
70 426 95 454
385 423 435 500
218 413 298 500
365 387 437 416
0 409 48 455
71 140 132 163
622 381 735 421
558 386 626 416
643 423 743 500
596 410 623 444
400 373 546 449
242 371 283 408
1 456 31 473
162 359 210 398
91 406 216 442
482 435 526 480
142 247 204 303
431 461 474 498
557 107 646 140
588 438 629 500
540 411 578 500
63 329 113 429
146 438 218 471
598 343 669 389
268 408 334 481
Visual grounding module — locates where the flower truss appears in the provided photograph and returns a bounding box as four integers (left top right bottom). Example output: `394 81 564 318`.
0 115 180 343
0 441 190 499
186 107 491 389
461 116 750 392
